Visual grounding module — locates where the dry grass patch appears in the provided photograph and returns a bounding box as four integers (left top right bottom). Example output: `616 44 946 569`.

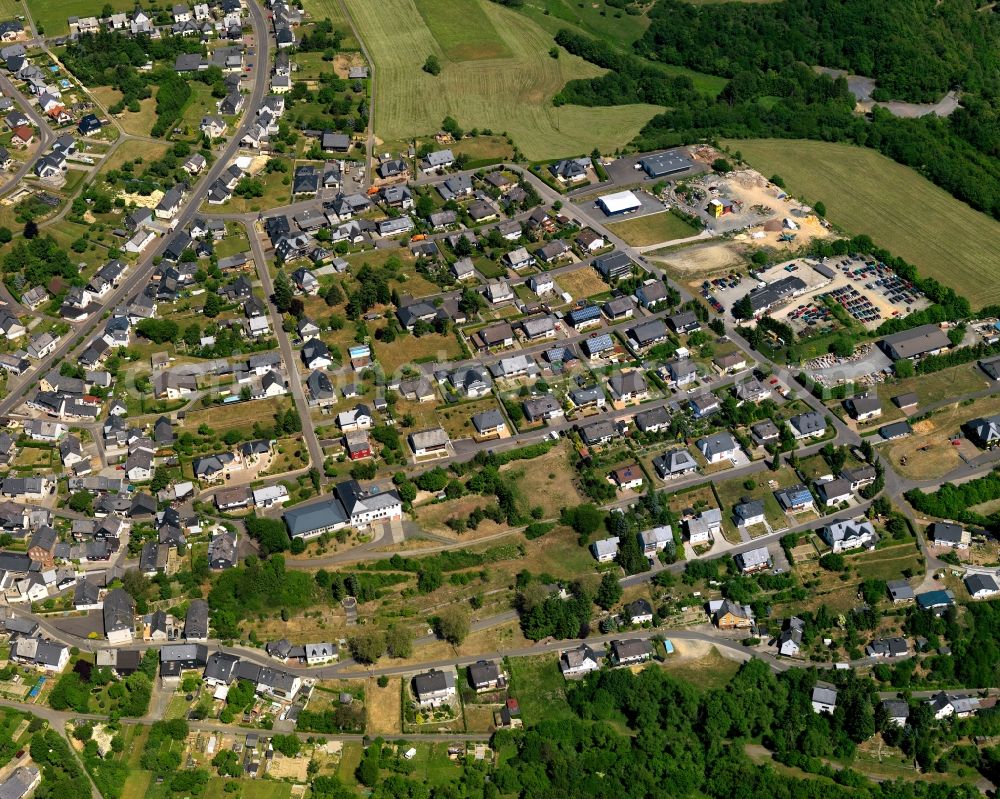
414 495 499 535
365 676 402 733
377 333 462 374
522 525 597 580
499 440 586 517
182 396 292 436
555 265 608 299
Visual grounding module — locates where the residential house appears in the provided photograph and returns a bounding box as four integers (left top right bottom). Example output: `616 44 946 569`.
654 448 698 479
412 669 456 707
408 428 450 457
612 463 644 491
522 395 563 423
591 536 619 563
816 478 852 507
103 588 135 644
559 644 601 677
930 522 970 549
845 393 882 422
735 545 771 572
822 518 877 552
627 599 654 625
812 687 838 714
689 393 720 418
697 431 738 464
965 573 1000 599
608 371 647 402
778 617 804 656
610 639 651 666
789 411 827 440
638 526 673 555
686 508 721 544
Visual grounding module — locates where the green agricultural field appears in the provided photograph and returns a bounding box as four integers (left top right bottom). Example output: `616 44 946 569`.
0 0 22 20
338 0 660 159
517 0 651 47
27 0 135 36
415 0 512 61
726 139 1000 309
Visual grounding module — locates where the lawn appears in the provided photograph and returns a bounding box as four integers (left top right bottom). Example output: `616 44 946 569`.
206 779 291 799
505 654 574 722
27 0 135 35
851 544 923 582
340 0 660 159
120 770 153 799
726 139 1000 309
607 210 702 247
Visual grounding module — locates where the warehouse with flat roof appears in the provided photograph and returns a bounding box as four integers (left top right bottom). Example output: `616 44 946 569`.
597 190 641 216
639 150 693 178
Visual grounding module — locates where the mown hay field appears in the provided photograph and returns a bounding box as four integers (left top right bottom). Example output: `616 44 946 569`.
338 0 661 160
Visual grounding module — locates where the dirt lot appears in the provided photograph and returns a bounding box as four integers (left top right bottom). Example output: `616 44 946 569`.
268 753 310 780
886 395 1000 480
651 240 746 277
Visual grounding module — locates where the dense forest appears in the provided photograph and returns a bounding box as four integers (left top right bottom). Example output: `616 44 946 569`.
552 0 1000 220
491 661 996 797
637 0 998 102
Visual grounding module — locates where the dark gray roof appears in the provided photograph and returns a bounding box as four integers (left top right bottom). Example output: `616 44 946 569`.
185 599 209 639
102 588 134 634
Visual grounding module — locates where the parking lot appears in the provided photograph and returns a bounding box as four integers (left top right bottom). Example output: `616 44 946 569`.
771 255 929 332
601 149 706 187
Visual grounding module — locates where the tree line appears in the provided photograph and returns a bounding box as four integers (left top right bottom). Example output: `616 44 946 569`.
553 7 1000 220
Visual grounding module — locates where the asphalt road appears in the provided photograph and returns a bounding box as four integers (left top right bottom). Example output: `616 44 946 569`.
244 218 327 476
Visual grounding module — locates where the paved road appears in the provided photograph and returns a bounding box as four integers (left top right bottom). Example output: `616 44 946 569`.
244 219 327 477
0 70 55 198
